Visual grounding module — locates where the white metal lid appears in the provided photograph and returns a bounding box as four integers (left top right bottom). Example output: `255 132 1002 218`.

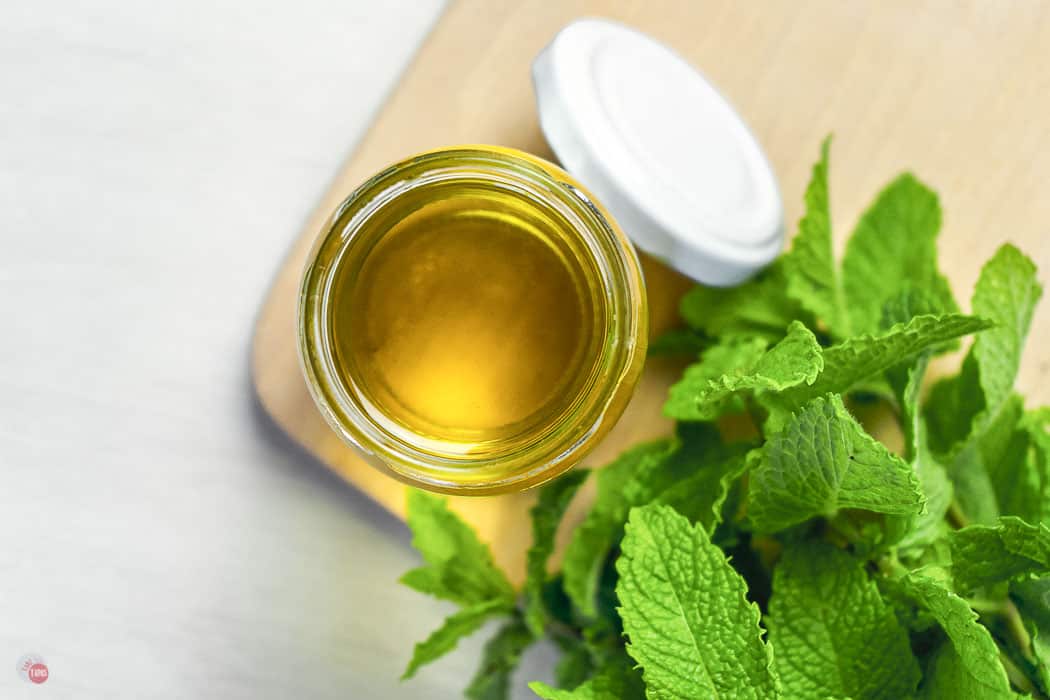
532 18 783 286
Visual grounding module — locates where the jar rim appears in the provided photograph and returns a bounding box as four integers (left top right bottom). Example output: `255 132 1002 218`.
298 145 647 495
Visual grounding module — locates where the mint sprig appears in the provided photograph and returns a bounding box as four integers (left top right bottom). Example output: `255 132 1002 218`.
396 140 1048 700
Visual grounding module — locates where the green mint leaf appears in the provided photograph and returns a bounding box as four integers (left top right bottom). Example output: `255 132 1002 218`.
748 394 925 532
402 598 512 680
562 441 675 617
665 335 770 419
654 453 749 533
943 394 1040 526
401 490 515 606
841 173 958 337
465 618 534 700
768 541 920 699
900 574 1012 699
530 657 644 700
776 314 992 415
925 354 984 456
538 575 576 631
616 504 780 699
881 284 960 328
620 423 739 505
950 517 1050 591
665 321 822 421
948 440 1002 525
617 422 751 536
926 244 1042 454
562 425 741 618
982 395 1049 524
647 327 708 357
530 682 577 699
972 244 1043 430
921 642 1008 700
680 262 803 342
1023 409 1050 524
783 137 851 339
524 470 589 637
882 284 964 358
553 636 595 691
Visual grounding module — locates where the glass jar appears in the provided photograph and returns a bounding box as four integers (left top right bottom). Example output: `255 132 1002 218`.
298 146 646 495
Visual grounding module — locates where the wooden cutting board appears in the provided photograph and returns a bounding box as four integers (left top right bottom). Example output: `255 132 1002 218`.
252 0 1050 582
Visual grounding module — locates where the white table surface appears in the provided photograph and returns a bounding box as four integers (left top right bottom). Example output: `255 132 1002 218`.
0 2 558 697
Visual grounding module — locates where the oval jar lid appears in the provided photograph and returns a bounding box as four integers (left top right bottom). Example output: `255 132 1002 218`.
532 18 783 286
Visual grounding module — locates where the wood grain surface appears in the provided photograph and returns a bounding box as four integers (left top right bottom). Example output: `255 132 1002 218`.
253 0 1050 582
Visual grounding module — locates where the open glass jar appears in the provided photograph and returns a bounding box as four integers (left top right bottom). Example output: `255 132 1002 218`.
299 146 647 495
298 19 784 496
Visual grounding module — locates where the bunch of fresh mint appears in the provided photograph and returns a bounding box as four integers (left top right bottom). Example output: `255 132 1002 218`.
397 139 1049 699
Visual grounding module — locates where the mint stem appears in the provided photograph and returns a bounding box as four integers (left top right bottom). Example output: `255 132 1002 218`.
1002 599 1035 663
947 500 969 529
1000 649 1045 699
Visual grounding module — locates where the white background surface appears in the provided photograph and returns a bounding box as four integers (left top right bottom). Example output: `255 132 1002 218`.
1 2 558 697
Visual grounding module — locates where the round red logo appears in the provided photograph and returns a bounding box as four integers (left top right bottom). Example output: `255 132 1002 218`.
16 654 49 684
27 663 48 684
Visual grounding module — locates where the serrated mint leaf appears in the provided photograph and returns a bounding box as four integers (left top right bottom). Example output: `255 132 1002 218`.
882 284 958 328
401 490 515 607
841 173 958 336
666 335 769 418
616 504 780 699
748 394 924 532
530 657 644 700
926 244 1043 455
620 422 750 535
900 574 1012 699
783 137 851 339
562 441 674 617
921 642 1008 700
680 262 802 342
563 425 744 618
949 401 1050 528
665 321 822 421
465 618 534 700
402 598 512 680
950 517 1050 591
776 314 992 414
1023 409 1050 525
982 395 1050 524
972 245 1043 428
768 541 920 699
940 393 1038 526
882 284 963 359
524 470 589 637
529 682 585 699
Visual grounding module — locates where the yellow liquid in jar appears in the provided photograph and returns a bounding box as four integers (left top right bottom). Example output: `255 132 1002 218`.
329 181 604 455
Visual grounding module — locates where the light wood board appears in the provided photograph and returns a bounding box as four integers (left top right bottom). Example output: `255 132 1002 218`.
253 0 1050 582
